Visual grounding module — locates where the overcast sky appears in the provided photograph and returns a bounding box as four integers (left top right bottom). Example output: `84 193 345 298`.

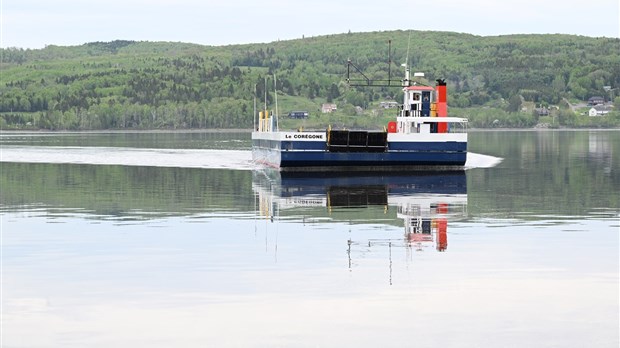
1 0 619 49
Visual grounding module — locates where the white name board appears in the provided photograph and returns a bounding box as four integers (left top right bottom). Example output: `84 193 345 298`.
281 132 326 141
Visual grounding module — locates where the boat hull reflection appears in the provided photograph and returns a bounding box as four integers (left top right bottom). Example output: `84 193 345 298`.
252 170 467 252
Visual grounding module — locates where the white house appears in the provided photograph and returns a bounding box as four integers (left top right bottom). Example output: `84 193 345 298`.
588 105 612 116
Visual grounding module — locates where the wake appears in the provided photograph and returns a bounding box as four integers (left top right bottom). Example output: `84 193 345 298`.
1 146 501 170
0 146 255 170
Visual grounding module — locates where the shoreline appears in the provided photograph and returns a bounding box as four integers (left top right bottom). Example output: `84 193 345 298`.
1 127 618 134
0 128 253 134
468 127 620 132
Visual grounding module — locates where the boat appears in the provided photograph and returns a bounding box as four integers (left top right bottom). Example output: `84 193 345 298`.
252 58 468 172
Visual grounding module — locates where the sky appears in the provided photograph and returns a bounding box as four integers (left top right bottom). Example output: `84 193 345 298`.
1 0 619 49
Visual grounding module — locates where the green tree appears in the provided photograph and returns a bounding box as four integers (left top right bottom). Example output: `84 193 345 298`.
507 94 522 112
552 75 566 93
558 99 571 110
326 83 340 103
558 108 577 126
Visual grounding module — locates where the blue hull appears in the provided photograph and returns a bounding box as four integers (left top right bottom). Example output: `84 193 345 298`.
253 139 467 171
278 151 466 169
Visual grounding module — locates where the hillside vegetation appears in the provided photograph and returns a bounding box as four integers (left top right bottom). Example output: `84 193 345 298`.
1 31 619 130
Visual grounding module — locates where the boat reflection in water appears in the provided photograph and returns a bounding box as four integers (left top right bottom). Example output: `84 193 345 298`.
252 169 467 252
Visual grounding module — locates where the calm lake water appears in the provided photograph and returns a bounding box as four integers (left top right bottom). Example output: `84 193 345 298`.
1 130 619 348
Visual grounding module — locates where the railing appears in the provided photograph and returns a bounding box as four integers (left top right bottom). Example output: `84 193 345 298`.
396 116 468 134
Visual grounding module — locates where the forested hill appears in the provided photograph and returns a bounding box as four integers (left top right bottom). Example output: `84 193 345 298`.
2 31 619 130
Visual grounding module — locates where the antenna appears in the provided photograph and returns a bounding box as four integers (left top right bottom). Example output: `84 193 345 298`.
405 31 411 68
402 31 412 87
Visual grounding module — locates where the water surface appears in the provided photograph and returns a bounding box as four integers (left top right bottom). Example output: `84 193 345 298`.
1 130 618 348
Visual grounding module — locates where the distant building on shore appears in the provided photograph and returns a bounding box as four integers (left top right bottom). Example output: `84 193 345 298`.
588 105 613 116
588 96 605 106
288 111 309 119
379 101 399 109
321 103 337 113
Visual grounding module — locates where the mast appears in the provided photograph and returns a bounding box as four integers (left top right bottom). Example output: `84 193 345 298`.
264 76 267 113
253 83 257 131
403 32 411 87
388 40 392 86
264 76 268 132
273 74 279 131
346 35 412 87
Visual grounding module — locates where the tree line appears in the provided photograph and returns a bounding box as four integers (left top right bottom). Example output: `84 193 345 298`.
1 31 619 130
